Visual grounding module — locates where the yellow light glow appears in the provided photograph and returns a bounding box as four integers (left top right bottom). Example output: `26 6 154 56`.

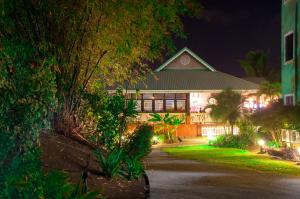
258 139 265 146
152 135 158 142
297 147 300 154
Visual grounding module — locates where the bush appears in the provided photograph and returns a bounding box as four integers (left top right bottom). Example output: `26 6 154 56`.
125 124 153 159
94 124 154 180
122 156 144 180
267 140 281 149
43 171 102 199
210 134 254 149
94 148 124 180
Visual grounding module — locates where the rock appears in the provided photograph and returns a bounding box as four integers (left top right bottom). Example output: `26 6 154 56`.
40 131 145 199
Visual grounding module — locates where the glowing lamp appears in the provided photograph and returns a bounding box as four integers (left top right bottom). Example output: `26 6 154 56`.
258 139 265 146
152 135 159 144
258 139 265 153
297 147 300 155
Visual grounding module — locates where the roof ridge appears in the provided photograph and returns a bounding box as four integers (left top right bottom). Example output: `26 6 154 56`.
155 47 217 72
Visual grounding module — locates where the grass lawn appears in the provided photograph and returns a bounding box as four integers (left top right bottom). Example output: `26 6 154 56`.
163 145 300 176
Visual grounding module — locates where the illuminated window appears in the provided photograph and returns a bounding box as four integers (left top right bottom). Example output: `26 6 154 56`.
155 100 164 112
166 100 175 111
176 100 186 111
143 100 152 112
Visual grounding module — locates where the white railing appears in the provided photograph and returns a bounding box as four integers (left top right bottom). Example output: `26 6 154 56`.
201 126 239 137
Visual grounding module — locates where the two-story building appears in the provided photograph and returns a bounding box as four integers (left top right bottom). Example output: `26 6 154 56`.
113 47 262 137
281 0 300 146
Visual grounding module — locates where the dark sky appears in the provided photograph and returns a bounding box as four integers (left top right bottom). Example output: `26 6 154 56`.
173 0 281 77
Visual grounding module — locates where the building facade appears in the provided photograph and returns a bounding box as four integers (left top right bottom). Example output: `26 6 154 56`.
281 0 300 146
115 47 262 137
282 0 300 106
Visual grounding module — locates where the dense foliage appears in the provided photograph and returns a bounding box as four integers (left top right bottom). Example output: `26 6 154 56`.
0 0 200 197
90 91 153 180
209 119 257 149
207 89 243 134
0 0 201 135
0 38 56 196
251 102 300 142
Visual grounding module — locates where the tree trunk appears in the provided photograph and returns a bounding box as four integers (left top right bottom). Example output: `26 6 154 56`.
53 110 97 150
231 124 234 135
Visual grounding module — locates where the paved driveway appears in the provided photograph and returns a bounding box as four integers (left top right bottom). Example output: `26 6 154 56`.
145 149 300 199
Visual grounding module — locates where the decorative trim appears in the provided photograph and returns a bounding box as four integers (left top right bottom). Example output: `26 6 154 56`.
155 47 217 72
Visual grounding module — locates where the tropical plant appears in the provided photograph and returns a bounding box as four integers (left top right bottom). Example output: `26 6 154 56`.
258 81 281 103
94 148 124 180
206 89 243 134
89 90 153 180
122 124 153 180
149 113 185 143
122 156 144 180
88 89 138 151
94 124 154 180
239 50 277 81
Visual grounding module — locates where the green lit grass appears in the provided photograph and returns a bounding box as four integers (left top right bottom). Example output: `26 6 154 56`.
163 145 300 176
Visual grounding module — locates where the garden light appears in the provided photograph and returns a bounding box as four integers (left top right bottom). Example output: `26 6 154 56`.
297 147 300 155
152 135 159 144
258 139 265 146
207 134 216 142
258 139 265 153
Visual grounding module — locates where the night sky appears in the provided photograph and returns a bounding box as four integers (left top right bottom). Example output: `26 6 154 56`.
172 0 281 77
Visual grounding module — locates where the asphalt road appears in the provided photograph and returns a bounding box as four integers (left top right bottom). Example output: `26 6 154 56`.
145 149 300 199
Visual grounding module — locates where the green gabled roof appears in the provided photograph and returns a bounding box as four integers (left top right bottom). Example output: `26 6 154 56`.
125 70 259 91
155 47 216 72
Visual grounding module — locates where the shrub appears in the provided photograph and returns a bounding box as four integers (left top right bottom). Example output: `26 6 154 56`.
210 134 253 149
122 156 144 180
44 171 102 199
94 148 124 180
267 140 281 149
125 124 154 159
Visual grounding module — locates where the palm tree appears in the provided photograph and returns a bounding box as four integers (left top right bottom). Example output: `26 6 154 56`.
239 50 276 80
258 81 281 103
148 113 185 143
206 89 243 134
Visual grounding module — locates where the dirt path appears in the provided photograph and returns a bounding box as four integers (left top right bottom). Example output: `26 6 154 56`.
145 149 300 199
